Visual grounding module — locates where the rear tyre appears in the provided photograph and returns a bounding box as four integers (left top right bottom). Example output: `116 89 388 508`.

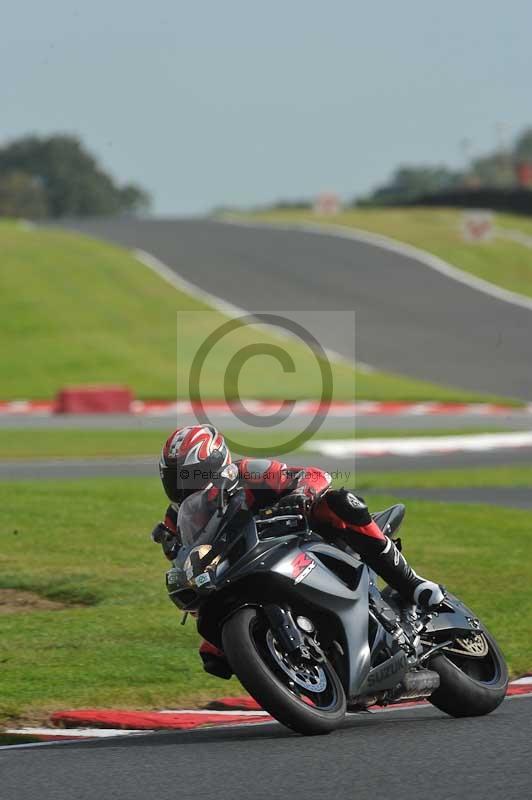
222 607 346 735
429 629 508 717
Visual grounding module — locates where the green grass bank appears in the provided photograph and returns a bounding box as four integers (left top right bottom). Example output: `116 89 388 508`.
0 475 530 726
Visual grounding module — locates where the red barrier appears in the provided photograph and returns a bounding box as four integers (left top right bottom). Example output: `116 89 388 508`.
55 386 133 414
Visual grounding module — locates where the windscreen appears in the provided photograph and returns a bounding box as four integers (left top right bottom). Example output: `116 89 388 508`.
177 490 216 547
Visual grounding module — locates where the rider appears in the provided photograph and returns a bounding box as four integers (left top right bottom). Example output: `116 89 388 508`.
152 424 444 679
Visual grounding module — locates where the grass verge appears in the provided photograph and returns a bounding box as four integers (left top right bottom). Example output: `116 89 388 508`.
236 207 532 300
0 220 505 403
0 476 530 726
497 212 532 240
355 463 532 490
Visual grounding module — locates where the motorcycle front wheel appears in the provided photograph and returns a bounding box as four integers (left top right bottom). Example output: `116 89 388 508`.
222 606 346 736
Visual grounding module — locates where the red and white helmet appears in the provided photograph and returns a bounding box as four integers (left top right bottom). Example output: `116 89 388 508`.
159 425 231 504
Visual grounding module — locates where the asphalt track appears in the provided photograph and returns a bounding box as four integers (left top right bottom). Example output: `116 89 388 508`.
59 217 532 400
2 449 532 508
3 411 532 431
2 697 531 800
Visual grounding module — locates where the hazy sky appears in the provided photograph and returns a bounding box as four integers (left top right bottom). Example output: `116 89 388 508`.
3 1 531 214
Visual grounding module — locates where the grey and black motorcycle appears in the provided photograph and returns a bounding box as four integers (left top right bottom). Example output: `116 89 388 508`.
166 467 508 736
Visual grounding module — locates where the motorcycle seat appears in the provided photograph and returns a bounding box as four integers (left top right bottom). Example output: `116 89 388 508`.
372 504 405 537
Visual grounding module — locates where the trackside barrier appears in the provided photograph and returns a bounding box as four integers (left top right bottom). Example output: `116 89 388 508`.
55 386 134 414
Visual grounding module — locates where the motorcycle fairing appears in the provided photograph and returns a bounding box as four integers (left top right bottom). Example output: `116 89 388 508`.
219 535 374 697
422 592 486 637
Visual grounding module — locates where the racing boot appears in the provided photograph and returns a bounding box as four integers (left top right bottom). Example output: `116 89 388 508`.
312 489 444 610
199 640 233 680
368 537 445 610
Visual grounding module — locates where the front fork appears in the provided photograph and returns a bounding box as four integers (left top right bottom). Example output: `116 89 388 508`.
263 604 325 662
263 604 305 653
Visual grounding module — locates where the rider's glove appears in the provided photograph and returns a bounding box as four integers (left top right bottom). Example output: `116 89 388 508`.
151 522 174 543
150 522 181 560
272 491 311 515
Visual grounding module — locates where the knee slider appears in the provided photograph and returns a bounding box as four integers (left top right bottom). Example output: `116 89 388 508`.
325 489 372 527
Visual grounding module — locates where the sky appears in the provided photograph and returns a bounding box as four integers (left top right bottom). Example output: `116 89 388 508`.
2 1 532 215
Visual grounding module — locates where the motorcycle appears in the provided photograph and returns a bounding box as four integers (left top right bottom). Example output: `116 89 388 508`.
166 465 508 736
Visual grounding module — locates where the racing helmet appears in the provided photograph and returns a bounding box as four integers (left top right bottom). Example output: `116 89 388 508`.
159 425 231 504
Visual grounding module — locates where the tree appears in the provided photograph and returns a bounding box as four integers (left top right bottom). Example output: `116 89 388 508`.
0 171 48 218
470 153 515 188
361 165 461 205
119 184 151 215
0 134 151 218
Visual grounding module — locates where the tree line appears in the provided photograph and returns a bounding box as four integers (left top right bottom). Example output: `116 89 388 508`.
0 134 151 219
242 126 532 213
360 127 532 206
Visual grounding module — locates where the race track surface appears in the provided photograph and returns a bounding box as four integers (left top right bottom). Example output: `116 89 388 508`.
3 411 532 431
59 218 532 400
3 449 532 508
2 697 530 800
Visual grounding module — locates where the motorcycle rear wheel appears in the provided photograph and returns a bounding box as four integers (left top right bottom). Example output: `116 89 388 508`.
428 628 508 717
222 607 346 735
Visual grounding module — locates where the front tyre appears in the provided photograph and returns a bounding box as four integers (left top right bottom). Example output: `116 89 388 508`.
222 607 346 735
429 628 508 717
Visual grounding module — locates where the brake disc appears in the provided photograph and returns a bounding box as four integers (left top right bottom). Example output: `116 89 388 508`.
444 632 489 658
266 630 327 692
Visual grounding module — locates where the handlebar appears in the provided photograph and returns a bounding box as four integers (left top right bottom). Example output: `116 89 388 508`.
255 513 311 539
256 514 305 526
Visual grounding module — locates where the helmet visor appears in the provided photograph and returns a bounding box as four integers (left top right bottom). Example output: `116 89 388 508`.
161 464 213 503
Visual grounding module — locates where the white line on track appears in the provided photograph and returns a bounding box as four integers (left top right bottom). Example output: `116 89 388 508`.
305 430 532 458
157 709 270 716
5 727 149 738
0 731 153 751
135 249 248 320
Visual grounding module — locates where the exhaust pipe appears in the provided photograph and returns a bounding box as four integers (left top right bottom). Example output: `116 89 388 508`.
390 668 440 701
348 668 440 711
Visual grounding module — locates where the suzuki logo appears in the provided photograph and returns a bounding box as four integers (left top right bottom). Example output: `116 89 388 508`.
367 653 408 688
